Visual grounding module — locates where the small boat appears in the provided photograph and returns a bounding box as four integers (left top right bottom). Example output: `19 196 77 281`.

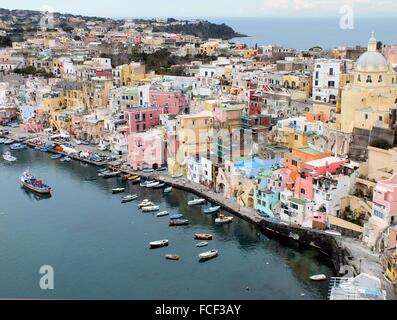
169 219 189 226
215 214 233 224
20 170 51 195
164 186 173 193
198 249 218 261
140 180 155 187
131 177 141 184
0 138 5 144
121 194 138 203
128 175 139 181
60 156 71 162
152 183 165 189
143 168 154 173
142 205 160 212
85 177 97 181
3 151 16 162
325 230 342 236
149 239 169 249
3 139 13 145
196 242 209 248
146 181 160 188
188 198 206 206
99 171 121 178
165 254 180 261
34 145 41 150
97 168 108 173
156 211 169 217
51 154 62 160
171 174 183 178
170 214 183 219
112 188 125 194
138 200 154 208
203 206 221 214
194 234 213 240
310 274 327 281
156 167 167 172
10 143 27 150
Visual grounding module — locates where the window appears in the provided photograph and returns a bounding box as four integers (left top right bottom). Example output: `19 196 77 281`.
329 68 334 75
378 75 383 83
358 74 361 82
292 160 298 166
291 203 299 210
365 114 368 120
315 71 319 79
373 209 384 219
135 114 140 120
294 135 298 140
366 75 372 83
379 116 383 121
301 188 305 195
315 80 319 86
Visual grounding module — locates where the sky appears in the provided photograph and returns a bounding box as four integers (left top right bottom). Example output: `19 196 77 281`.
1 0 397 18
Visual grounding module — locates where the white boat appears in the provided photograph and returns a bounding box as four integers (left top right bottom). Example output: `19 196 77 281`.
3 151 16 162
112 188 125 194
142 205 160 212
310 274 327 281
156 211 169 217
164 186 173 193
146 181 160 188
196 242 209 248
138 200 154 208
215 214 233 224
188 198 206 206
325 230 342 236
121 194 138 203
198 249 218 260
149 239 169 248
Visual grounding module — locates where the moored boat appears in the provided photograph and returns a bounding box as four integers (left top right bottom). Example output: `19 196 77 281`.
165 254 180 261
51 154 62 160
149 239 169 249
143 168 154 173
188 198 206 206
156 211 169 217
146 181 160 188
164 186 173 193
310 274 327 281
130 177 141 184
198 249 218 261
121 194 138 203
97 168 108 173
194 234 213 240
112 187 125 194
99 170 121 178
3 151 16 162
203 206 221 214
142 205 160 212
152 183 165 189
128 175 139 181
60 156 71 162
170 214 183 219
169 218 189 226
19 170 51 195
3 138 13 145
10 143 27 150
215 214 233 224
196 242 209 248
138 200 154 208
85 177 97 181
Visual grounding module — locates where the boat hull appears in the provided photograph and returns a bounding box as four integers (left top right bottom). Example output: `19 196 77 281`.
21 181 51 195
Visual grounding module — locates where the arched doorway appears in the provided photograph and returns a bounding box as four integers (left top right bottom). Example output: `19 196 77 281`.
152 163 159 170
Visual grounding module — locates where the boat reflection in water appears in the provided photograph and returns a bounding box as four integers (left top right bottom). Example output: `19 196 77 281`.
22 189 52 201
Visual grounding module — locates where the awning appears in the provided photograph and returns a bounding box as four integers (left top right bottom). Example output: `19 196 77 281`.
327 215 364 233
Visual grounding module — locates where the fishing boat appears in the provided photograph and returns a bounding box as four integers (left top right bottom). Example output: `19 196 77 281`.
169 219 189 226
19 170 51 195
99 171 121 178
138 200 154 208
10 143 27 150
128 175 139 181
198 249 218 261
165 254 180 261
215 214 233 224
194 234 213 240
3 151 16 162
164 186 173 193
188 198 206 206
112 187 125 194
203 206 221 214
152 183 165 189
146 181 160 188
156 211 169 217
121 194 138 203
310 274 327 281
196 242 209 248
142 205 160 212
84 177 97 181
60 156 71 162
170 214 183 220
149 239 169 249
51 154 62 160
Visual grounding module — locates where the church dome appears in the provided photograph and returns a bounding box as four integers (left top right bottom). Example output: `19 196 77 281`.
356 32 388 72
356 51 388 71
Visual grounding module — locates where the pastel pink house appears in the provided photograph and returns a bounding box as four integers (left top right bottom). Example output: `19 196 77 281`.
372 174 397 226
127 129 165 170
124 106 162 134
149 90 187 115
294 157 348 200
0 106 18 124
267 168 292 192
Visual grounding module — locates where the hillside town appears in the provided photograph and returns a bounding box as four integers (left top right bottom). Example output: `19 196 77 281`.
0 9 396 299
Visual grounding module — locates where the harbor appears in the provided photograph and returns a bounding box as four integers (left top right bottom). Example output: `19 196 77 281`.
0 144 334 299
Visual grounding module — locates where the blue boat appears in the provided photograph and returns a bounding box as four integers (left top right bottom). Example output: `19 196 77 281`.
51 154 62 160
170 214 183 219
203 206 221 214
10 143 27 150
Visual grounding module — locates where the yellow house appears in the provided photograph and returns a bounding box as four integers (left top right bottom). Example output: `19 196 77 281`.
199 41 219 56
339 33 397 133
242 49 258 59
282 73 312 98
119 62 146 87
168 111 214 175
276 127 309 149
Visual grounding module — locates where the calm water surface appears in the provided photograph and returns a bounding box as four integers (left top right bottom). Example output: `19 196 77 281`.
0 145 333 299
